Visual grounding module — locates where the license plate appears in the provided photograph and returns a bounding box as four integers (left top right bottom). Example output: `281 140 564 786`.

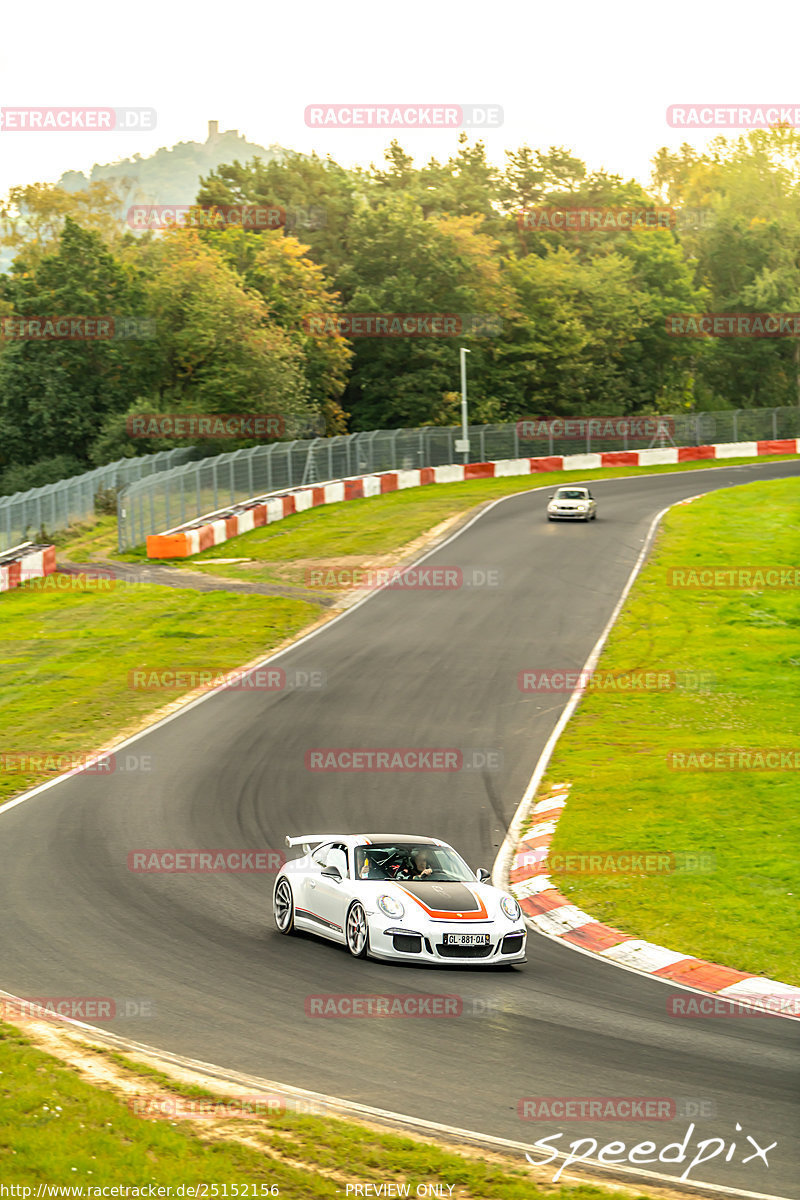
443 933 490 946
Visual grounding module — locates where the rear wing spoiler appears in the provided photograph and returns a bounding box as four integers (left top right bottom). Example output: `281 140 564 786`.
285 834 331 852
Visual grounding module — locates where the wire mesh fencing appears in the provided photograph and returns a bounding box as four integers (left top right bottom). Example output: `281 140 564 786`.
0 448 196 553
116 406 799 550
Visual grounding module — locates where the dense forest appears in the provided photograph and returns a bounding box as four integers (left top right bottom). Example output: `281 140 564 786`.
1 126 798 494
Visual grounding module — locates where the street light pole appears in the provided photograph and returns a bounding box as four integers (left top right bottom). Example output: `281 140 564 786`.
458 346 471 465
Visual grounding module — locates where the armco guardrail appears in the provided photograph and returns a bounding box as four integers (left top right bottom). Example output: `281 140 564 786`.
145 437 800 559
119 407 800 550
0 447 196 554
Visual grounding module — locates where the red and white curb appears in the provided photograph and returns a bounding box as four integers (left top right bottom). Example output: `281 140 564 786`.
145 438 800 558
493 485 800 1019
0 543 56 593
510 783 800 1017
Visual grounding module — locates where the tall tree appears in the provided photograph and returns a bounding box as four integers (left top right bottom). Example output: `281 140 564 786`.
0 218 153 468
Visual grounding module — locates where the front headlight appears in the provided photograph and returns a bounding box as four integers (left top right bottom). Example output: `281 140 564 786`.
377 894 405 919
576 504 586 511
500 895 521 921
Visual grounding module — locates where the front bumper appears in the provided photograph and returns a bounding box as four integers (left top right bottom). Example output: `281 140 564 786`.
548 507 590 520
368 924 527 965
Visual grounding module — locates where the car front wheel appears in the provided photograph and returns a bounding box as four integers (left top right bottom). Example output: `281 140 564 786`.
273 877 296 935
346 901 370 958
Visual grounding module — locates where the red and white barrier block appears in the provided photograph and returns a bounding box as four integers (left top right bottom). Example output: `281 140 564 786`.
146 438 800 559
510 785 800 1018
0 543 57 593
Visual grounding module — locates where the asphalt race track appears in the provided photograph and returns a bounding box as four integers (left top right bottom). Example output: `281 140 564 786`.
2 461 799 1196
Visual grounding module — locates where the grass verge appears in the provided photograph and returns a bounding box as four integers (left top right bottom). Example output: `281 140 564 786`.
538 477 800 984
0 584 318 806
0 1020 653 1199
52 455 798 585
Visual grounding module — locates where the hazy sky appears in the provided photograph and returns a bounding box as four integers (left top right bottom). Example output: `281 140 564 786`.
1 0 798 198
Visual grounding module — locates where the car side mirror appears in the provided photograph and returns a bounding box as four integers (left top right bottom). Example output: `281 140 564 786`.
548 494 555 500
475 868 491 883
321 865 342 881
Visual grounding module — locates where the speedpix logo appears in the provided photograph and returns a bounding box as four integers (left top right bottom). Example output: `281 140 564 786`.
526 1121 777 1184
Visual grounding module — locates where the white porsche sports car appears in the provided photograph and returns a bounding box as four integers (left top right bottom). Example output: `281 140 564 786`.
273 833 527 966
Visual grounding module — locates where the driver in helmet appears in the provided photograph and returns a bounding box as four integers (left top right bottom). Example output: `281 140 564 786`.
411 848 434 879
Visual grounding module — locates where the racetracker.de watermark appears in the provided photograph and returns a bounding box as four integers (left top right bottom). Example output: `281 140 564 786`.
127 204 285 230
129 1095 284 1119
518 1097 714 1120
518 207 675 232
126 414 284 439
0 997 152 1021
304 566 501 590
667 749 800 770
305 994 495 1017
667 567 799 589
127 667 325 691
0 752 152 775
667 104 800 128
22 568 126 591
303 313 502 337
127 203 326 232
0 316 154 340
1 107 156 131
304 748 501 772
668 994 800 1017
517 668 691 694
519 849 715 875
519 668 715 693
304 104 502 128
127 849 284 873
667 313 800 337
518 852 677 875
516 417 674 439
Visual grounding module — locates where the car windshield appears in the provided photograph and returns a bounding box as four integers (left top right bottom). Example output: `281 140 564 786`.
556 489 587 499
354 843 474 883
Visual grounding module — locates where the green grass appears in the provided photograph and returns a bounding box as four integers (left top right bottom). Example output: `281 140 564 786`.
0 1023 652 1199
50 454 799 581
538 477 800 984
133 455 800 594
0 583 317 805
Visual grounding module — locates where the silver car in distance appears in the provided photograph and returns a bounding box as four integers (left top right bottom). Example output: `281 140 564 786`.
547 486 597 522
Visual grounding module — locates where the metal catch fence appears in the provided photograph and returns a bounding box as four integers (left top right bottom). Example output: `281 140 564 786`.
116 406 799 550
0 448 196 553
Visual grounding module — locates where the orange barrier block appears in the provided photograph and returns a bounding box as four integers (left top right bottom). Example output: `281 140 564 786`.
146 533 190 558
